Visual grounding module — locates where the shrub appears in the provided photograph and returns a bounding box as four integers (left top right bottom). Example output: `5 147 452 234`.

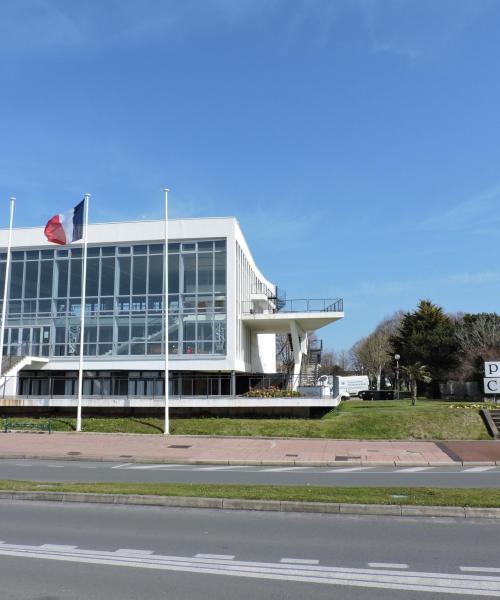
243 386 302 398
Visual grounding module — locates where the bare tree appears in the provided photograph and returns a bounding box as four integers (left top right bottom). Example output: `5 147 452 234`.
454 313 500 380
317 350 337 376
455 313 500 354
349 340 365 374
275 333 294 375
354 331 391 390
376 310 405 338
349 311 404 389
338 349 351 373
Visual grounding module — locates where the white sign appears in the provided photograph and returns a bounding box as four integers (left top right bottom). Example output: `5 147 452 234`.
484 378 500 394
485 362 500 377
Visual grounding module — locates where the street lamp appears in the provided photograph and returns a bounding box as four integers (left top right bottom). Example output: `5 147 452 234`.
394 354 400 401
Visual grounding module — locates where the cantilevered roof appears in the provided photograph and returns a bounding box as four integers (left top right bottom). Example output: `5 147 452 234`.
241 311 344 333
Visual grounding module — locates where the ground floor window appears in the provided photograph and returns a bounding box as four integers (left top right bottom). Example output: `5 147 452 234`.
18 371 233 397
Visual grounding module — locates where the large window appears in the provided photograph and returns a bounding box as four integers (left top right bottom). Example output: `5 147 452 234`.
0 240 226 358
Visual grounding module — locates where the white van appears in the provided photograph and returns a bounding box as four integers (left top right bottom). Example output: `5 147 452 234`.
318 375 369 400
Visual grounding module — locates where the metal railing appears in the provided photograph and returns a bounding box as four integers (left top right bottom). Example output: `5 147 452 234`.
3 419 52 433
241 298 343 315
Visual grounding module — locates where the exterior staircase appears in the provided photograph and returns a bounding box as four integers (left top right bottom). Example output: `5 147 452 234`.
1 355 27 376
0 355 49 400
299 339 323 386
481 408 500 438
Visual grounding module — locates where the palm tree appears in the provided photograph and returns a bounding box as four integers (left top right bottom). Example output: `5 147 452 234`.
402 362 432 405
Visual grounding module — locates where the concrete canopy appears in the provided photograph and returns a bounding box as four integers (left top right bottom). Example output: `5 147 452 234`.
241 311 344 333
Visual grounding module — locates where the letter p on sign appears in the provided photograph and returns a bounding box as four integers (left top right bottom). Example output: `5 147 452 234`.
485 362 500 377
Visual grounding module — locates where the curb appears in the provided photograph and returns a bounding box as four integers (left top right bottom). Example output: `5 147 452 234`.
1 489 500 519
0 453 499 467
3 431 498 443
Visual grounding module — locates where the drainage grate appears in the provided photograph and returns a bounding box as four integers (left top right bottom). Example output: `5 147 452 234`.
119 455 133 458
168 444 191 449
67 452 81 456
285 454 298 457
335 455 361 461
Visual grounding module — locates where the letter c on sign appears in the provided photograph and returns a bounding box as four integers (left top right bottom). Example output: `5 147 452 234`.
487 379 499 392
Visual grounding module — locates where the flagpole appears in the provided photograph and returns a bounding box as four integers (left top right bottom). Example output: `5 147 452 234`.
163 188 170 435
76 193 90 432
0 197 15 396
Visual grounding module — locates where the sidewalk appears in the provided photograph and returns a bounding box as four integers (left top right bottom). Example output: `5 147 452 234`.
1 431 498 465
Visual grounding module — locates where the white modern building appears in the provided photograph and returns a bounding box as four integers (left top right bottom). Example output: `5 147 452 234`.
0 217 343 411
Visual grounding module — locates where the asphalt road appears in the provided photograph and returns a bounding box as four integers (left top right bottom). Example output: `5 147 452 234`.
1 458 500 487
0 499 499 599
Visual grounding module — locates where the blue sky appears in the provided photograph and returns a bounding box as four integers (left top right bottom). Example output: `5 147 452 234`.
1 0 500 352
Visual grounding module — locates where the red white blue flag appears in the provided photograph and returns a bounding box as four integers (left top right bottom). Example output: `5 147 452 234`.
44 200 84 245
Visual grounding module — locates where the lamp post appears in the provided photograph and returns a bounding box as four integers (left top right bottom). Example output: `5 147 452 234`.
394 354 400 401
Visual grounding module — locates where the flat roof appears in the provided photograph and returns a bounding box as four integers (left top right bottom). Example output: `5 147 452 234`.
0 215 239 233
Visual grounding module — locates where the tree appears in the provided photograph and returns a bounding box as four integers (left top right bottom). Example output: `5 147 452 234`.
454 313 500 380
336 349 351 374
455 313 500 353
275 334 294 375
318 350 351 377
349 311 403 389
390 300 460 385
402 362 432 405
353 331 391 390
349 340 365 374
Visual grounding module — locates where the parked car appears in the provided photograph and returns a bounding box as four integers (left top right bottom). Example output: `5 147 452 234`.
358 390 412 400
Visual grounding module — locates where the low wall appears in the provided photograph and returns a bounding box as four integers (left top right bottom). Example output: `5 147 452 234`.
0 405 328 418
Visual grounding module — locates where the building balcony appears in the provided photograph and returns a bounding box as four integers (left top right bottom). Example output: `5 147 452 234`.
240 298 344 333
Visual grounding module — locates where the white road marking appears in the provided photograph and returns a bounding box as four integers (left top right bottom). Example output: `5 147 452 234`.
0 542 498 595
327 467 375 473
461 566 500 573
196 466 253 471
194 554 235 560
116 549 154 555
47 465 65 468
280 558 320 565
89 463 500 474
259 467 314 472
368 562 409 569
122 464 183 470
462 467 497 473
395 467 433 473
39 544 78 551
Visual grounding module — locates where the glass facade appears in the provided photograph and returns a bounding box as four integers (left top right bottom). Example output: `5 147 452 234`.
0 239 227 358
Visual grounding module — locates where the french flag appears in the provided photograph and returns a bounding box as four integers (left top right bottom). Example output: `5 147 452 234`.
44 200 85 245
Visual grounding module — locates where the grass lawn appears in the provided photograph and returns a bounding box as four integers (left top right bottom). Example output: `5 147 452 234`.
0 479 499 507
1 399 491 440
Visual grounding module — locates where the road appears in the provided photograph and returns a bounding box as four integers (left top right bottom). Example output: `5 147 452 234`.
1 458 500 487
0 499 500 598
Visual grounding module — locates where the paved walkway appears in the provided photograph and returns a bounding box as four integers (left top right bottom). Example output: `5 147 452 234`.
0 432 484 465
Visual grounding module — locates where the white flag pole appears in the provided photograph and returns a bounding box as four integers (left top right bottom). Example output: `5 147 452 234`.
76 194 90 432
0 197 15 395
163 188 170 435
